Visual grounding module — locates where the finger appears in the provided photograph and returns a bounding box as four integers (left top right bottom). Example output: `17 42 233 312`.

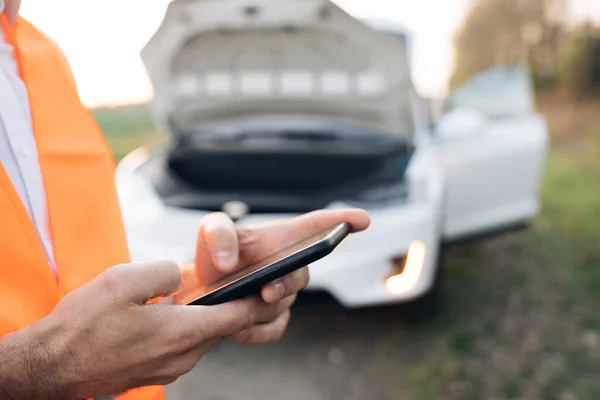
199 212 239 272
100 260 182 305
230 310 291 345
205 295 293 335
286 208 371 235
177 297 280 339
261 267 309 304
237 209 370 265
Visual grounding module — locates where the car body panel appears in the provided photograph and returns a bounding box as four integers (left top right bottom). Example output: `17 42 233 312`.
436 65 548 240
114 1 548 308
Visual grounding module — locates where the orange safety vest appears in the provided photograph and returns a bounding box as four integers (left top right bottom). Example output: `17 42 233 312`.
0 16 164 400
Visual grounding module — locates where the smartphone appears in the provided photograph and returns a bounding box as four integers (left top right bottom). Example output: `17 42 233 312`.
184 222 351 306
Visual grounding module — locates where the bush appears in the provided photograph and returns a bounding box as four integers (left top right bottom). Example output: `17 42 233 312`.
559 27 600 98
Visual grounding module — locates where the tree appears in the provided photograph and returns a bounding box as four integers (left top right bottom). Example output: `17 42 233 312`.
451 0 567 90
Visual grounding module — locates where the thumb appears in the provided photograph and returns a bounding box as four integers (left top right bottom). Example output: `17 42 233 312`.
100 260 182 305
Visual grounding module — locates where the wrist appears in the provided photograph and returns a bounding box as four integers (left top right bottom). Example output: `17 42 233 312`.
0 319 71 400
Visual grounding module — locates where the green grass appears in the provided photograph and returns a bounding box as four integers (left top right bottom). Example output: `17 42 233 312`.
369 115 600 399
398 134 600 399
92 103 162 161
94 102 600 400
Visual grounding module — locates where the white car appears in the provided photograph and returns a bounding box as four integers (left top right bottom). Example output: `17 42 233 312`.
115 0 548 311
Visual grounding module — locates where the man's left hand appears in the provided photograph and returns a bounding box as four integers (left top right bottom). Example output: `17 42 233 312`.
180 209 370 345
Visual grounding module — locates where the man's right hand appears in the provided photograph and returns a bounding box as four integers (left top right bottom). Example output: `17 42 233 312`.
0 260 292 399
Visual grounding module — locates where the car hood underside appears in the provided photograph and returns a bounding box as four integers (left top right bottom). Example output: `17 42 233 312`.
138 118 414 214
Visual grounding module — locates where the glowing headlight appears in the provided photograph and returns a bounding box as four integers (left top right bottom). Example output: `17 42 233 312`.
386 240 426 294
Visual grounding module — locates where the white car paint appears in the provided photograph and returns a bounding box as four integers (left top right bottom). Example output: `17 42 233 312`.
115 0 548 308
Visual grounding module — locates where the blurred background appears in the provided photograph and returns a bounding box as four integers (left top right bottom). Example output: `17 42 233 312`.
20 0 600 398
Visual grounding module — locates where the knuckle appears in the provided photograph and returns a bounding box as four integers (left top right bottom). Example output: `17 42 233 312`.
155 310 199 355
279 273 293 292
145 260 182 295
169 327 198 355
280 273 298 295
161 260 182 288
266 303 282 322
237 228 260 260
242 310 256 329
236 328 253 343
98 265 123 294
237 227 257 246
170 327 203 356
242 299 261 328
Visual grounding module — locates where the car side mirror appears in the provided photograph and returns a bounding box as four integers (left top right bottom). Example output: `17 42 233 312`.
435 107 487 140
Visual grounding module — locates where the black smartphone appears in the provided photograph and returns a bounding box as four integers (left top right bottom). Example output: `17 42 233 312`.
186 222 351 306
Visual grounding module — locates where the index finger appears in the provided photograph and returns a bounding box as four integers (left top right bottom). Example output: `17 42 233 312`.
238 208 370 264
283 208 371 234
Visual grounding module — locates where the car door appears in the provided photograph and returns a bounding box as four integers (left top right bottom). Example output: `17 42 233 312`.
434 65 549 241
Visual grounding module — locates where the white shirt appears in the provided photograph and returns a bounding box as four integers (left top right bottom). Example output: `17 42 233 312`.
0 21 57 272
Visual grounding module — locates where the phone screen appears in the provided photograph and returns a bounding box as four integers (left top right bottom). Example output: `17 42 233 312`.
180 224 342 304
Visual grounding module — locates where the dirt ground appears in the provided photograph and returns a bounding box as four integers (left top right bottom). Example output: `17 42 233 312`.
166 299 405 400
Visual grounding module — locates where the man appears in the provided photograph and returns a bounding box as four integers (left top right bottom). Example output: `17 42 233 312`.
0 3 370 399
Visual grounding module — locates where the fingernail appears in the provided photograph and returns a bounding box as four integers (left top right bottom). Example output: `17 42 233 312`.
216 251 237 271
273 280 286 302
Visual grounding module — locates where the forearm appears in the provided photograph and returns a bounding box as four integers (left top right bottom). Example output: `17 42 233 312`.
0 322 67 400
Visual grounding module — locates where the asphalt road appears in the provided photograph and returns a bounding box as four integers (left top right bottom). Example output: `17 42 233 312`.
166 295 426 400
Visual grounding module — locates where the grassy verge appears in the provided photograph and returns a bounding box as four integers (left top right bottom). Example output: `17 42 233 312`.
390 112 600 400
92 103 162 161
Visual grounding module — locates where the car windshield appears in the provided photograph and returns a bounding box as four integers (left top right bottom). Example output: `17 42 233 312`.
444 64 535 118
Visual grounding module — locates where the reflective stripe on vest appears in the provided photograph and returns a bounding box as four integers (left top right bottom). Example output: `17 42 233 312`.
0 16 164 400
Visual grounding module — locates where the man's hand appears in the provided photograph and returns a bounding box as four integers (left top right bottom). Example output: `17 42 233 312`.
0 209 369 399
184 208 370 345
0 260 300 399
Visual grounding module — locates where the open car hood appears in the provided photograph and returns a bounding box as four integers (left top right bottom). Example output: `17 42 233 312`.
141 0 414 137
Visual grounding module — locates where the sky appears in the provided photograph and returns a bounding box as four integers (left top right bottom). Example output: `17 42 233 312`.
16 0 598 107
